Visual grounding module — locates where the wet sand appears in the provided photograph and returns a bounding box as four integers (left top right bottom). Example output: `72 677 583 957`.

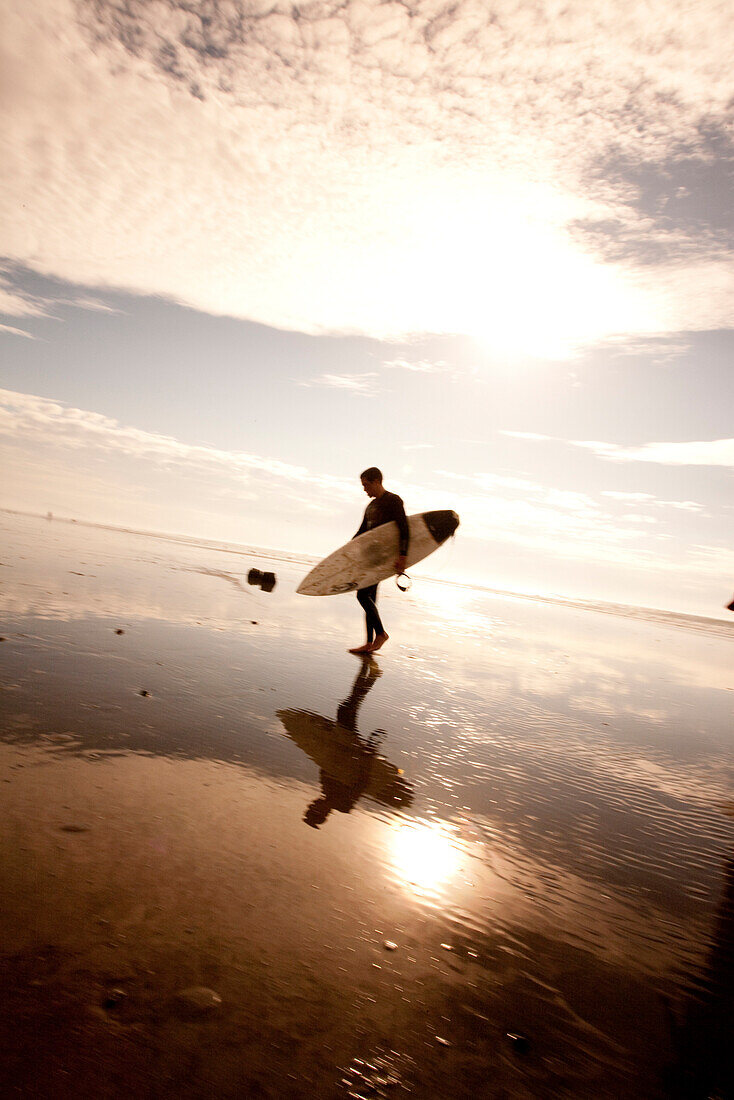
1 511 733 1098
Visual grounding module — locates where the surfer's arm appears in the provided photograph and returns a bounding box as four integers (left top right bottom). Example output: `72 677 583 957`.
392 496 409 557
385 494 408 572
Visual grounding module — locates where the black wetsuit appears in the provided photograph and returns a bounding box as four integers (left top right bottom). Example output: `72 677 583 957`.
353 491 409 643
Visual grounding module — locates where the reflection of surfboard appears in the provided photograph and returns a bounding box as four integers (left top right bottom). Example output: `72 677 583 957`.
277 709 413 809
297 510 459 596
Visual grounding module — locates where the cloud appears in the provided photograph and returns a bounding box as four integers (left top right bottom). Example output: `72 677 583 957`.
573 438 734 468
0 323 34 339
0 387 353 493
602 491 655 503
0 262 122 322
0 272 52 319
299 372 378 394
663 500 705 512
1 0 733 355
381 358 449 374
504 429 734 469
602 491 704 512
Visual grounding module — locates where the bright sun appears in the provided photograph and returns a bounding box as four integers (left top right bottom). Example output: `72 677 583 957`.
373 171 659 360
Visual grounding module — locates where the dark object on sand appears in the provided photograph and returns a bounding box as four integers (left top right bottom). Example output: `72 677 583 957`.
727 596 734 611
174 986 222 1014
248 568 277 593
115 628 125 635
138 689 150 697
104 988 127 1009
506 1032 529 1054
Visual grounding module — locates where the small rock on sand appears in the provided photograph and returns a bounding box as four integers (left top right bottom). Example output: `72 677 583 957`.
506 1032 529 1053
175 986 222 1012
104 987 128 1009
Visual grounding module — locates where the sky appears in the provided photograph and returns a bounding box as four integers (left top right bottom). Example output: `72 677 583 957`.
1 0 733 616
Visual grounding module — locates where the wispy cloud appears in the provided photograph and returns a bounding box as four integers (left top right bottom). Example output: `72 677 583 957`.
298 372 378 395
504 430 734 469
0 387 351 493
0 275 51 319
0 322 34 339
0 263 121 323
602 490 703 512
1 0 732 354
573 438 734 468
602 491 655 503
382 358 449 375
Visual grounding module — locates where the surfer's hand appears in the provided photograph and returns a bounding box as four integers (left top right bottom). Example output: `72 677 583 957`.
394 555 407 573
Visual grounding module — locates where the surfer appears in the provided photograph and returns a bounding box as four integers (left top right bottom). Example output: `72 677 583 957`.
349 467 409 655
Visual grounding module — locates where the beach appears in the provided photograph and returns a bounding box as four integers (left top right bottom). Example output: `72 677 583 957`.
1 509 732 1099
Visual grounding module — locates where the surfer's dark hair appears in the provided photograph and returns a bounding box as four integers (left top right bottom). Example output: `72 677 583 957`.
361 467 383 482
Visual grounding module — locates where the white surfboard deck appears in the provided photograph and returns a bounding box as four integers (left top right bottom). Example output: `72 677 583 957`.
297 510 459 596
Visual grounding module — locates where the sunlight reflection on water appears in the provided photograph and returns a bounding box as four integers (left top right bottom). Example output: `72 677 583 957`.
390 819 463 899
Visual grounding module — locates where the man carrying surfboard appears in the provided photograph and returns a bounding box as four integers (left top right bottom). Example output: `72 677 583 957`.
349 467 409 655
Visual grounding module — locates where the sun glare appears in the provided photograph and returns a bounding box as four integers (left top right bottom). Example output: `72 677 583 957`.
391 821 462 899
385 174 657 359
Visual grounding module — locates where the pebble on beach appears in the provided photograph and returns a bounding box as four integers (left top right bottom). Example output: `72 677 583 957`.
175 986 223 1013
104 987 128 1009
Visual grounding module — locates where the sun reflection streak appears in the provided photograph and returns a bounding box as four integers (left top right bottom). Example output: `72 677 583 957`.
391 820 462 899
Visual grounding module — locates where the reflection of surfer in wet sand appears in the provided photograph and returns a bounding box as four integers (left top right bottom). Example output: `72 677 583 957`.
277 658 413 829
349 467 409 655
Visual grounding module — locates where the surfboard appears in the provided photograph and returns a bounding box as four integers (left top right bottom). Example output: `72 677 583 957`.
296 509 459 596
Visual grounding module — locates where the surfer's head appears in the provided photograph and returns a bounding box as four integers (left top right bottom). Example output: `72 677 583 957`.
360 467 383 497
304 797 332 828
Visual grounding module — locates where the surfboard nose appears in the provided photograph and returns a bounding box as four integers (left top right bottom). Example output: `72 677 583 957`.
423 510 460 544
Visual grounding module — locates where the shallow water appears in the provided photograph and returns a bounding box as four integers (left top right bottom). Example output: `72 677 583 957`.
1 511 732 1098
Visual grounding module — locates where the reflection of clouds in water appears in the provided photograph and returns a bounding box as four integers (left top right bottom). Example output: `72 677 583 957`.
410 582 498 636
420 591 732 701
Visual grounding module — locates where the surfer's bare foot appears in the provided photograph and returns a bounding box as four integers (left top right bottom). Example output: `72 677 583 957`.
349 644 372 654
369 633 389 652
